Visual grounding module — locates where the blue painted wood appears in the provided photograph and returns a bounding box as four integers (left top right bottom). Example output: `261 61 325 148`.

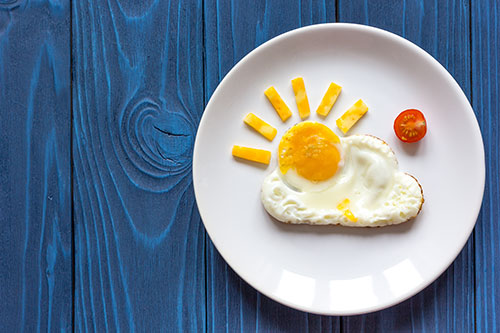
204 1 341 332
0 0 498 330
72 0 205 331
0 0 72 331
338 0 475 331
471 1 500 332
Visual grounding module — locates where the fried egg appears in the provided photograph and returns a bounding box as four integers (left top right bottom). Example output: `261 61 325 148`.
261 121 423 227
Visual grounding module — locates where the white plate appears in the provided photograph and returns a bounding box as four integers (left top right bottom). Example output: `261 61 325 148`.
193 23 485 315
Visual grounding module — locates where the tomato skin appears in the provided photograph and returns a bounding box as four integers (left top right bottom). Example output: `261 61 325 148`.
394 109 427 143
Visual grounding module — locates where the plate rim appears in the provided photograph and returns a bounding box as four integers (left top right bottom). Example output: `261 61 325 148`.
193 22 485 315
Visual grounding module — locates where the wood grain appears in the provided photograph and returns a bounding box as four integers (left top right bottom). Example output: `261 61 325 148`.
0 0 72 331
1 0 498 330
338 0 475 331
471 1 500 332
72 0 205 330
204 1 341 332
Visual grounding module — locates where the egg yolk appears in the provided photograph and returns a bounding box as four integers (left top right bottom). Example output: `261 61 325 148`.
278 122 341 182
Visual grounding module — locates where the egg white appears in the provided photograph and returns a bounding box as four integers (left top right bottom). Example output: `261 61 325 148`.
261 135 423 227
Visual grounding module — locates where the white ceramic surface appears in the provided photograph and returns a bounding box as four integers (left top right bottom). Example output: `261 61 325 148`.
192 23 485 315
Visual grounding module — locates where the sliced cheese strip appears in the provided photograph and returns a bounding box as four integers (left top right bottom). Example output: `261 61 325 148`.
264 86 292 122
336 198 358 222
232 145 271 165
291 77 310 119
243 113 277 141
316 82 342 117
343 209 358 222
336 99 368 134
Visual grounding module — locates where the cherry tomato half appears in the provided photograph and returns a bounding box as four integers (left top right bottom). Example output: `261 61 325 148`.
394 109 427 143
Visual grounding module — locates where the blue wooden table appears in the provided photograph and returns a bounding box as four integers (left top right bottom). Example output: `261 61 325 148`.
0 0 498 331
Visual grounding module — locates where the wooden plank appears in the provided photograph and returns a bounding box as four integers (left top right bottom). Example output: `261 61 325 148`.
338 0 475 331
72 0 205 330
471 1 500 332
204 1 341 331
0 0 72 331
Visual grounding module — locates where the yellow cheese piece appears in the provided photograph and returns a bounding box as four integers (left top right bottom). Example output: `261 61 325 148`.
291 77 310 119
336 99 368 134
243 113 277 141
343 209 358 222
316 82 342 117
336 198 358 222
232 145 271 165
336 198 350 211
264 86 292 122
